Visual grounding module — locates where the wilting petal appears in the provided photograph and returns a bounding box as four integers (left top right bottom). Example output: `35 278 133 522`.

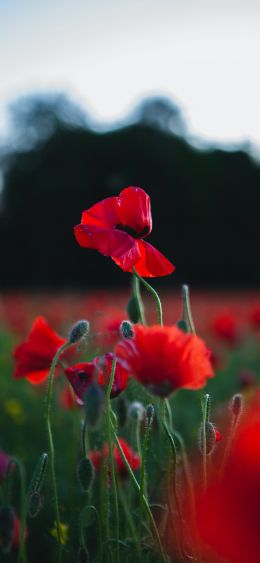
81 196 118 228
75 225 141 271
117 187 152 236
132 240 175 277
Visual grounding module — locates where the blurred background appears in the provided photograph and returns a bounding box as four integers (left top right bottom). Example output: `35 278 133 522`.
0 0 260 290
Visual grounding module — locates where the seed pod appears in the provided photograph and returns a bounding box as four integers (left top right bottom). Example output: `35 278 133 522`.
198 421 217 455
69 320 90 344
127 295 140 324
120 320 134 339
230 393 244 418
77 458 94 493
28 492 44 518
128 401 145 422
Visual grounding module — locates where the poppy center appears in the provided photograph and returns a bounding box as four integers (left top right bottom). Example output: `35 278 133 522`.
115 224 149 239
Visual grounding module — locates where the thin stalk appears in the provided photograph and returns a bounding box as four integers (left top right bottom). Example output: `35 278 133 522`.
11 457 27 563
45 341 70 563
118 481 141 561
105 357 120 563
133 274 146 325
112 428 168 563
182 285 195 334
79 505 103 563
201 394 210 491
133 267 163 326
82 415 88 457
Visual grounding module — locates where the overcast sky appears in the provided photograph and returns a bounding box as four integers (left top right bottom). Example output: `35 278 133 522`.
1 0 260 148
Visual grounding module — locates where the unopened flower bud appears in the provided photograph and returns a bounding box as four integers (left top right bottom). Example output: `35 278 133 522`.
69 320 90 344
230 393 244 418
28 492 44 518
198 421 217 455
77 458 94 493
84 383 104 429
127 296 140 324
120 320 134 339
116 397 127 428
128 401 145 422
177 319 188 333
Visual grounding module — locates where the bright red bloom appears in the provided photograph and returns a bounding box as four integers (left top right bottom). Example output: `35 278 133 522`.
179 391 260 563
13 316 71 384
88 437 140 476
74 186 174 277
249 304 260 329
116 324 214 397
11 514 28 550
210 311 238 344
65 352 129 404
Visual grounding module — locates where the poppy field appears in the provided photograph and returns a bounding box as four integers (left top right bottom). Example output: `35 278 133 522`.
1 187 260 563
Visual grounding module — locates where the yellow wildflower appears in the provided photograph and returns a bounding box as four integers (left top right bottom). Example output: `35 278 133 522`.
50 521 69 545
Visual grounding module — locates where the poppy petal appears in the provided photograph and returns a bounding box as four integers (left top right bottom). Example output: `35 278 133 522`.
81 196 118 229
132 240 175 277
117 187 152 236
74 225 141 271
26 370 49 385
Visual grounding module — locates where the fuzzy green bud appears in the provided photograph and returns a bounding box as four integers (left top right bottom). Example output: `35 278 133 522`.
127 295 140 324
230 393 244 418
77 458 94 493
69 320 90 344
120 320 134 339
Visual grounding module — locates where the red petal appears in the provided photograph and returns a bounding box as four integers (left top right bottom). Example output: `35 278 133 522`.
132 240 175 277
117 187 152 236
74 225 141 271
81 196 118 228
26 370 49 385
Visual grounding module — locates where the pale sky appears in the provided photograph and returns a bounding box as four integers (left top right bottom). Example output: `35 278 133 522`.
1 0 260 148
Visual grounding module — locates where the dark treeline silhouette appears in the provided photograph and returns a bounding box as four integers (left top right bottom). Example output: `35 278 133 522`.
0 93 259 289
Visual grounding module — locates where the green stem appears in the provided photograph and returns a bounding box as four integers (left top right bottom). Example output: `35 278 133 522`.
11 457 27 563
105 357 120 563
201 394 210 491
45 341 70 563
112 428 168 563
133 268 163 326
82 415 88 457
118 482 141 561
79 505 103 563
133 274 146 325
182 285 195 334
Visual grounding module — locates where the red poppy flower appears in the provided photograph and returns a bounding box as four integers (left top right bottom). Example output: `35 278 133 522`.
59 385 79 410
13 316 72 384
0 450 11 482
74 186 174 277
88 437 140 476
180 391 260 563
116 324 214 397
65 352 129 404
210 311 238 344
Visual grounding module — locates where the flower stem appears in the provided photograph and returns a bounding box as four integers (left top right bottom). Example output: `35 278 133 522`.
11 457 27 563
201 393 210 491
45 341 70 563
133 274 146 325
182 285 195 334
133 268 163 326
79 505 103 563
105 357 120 563
111 428 168 563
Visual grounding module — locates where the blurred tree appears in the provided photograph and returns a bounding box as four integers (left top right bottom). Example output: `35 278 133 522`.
131 95 187 136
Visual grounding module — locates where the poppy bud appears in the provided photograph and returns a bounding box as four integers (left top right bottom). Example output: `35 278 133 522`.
230 393 244 418
69 320 90 344
127 295 140 324
27 453 48 500
77 458 94 492
84 383 104 429
120 320 134 339
28 491 44 518
128 401 145 422
198 421 217 455
177 319 188 333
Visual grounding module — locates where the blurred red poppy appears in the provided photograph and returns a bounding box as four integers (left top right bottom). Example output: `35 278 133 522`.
178 391 260 563
210 311 238 344
74 186 174 277
13 317 72 384
116 324 214 397
0 450 11 482
88 437 140 476
65 352 128 404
